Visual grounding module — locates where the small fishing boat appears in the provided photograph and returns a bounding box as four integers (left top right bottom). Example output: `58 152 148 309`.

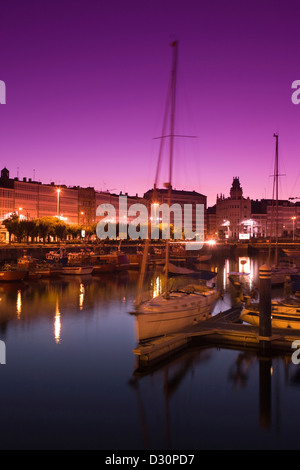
26 272 42 281
271 260 299 286
92 252 130 272
17 254 37 270
127 253 150 270
240 299 300 329
61 266 93 276
92 261 116 274
0 270 27 283
197 254 212 262
283 249 300 257
35 267 62 278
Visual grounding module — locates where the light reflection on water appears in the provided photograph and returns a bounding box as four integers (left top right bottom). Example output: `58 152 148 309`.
0 254 299 449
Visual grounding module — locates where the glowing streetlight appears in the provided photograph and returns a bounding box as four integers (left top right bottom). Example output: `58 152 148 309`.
57 188 61 217
292 216 297 241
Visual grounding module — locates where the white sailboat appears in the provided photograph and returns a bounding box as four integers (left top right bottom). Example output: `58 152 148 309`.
134 41 218 342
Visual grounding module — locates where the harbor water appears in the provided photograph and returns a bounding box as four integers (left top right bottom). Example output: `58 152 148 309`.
0 252 300 449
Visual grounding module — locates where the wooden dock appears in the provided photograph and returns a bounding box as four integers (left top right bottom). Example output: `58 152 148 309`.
133 306 300 366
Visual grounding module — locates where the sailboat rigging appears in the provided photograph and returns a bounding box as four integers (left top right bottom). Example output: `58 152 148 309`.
268 133 281 266
267 134 299 285
133 41 219 342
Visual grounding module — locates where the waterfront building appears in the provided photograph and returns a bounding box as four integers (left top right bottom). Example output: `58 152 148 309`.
143 186 207 236
206 205 217 238
254 199 299 238
0 168 79 223
76 187 96 226
250 200 268 238
215 177 300 240
216 177 251 239
0 168 15 221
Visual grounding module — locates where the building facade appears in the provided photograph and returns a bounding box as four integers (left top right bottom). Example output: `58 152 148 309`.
216 177 251 239
144 186 207 238
0 168 79 224
214 177 300 240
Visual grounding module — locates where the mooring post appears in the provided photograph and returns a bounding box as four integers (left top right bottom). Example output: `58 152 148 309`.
259 264 272 353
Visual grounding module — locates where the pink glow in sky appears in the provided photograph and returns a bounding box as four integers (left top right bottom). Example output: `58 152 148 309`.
0 0 300 206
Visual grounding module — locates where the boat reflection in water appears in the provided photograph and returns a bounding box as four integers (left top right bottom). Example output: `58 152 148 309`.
131 347 274 448
1 253 300 449
0 271 138 344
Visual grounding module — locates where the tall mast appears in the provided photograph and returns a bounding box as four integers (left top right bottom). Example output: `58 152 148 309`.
168 40 178 187
274 133 279 265
135 41 179 306
165 41 178 298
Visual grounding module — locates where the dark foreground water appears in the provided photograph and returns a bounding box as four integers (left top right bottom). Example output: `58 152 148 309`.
0 253 300 450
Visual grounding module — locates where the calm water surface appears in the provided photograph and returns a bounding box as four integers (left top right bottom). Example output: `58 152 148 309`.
0 253 300 449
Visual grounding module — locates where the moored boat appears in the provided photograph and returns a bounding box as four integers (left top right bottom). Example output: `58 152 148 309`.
26 272 42 281
240 299 300 329
283 249 300 257
135 284 219 341
92 262 116 274
166 262 196 276
127 253 150 270
271 260 299 285
267 135 300 285
0 270 27 283
35 268 62 278
197 254 212 262
92 252 130 272
61 266 93 276
17 254 37 270
133 42 219 342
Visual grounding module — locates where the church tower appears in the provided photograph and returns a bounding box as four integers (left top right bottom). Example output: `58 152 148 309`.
1 167 9 180
230 177 243 200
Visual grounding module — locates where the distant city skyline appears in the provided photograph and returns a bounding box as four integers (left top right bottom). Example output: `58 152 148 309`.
1 0 300 207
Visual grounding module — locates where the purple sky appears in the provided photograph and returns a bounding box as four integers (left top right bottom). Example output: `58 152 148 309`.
0 0 300 206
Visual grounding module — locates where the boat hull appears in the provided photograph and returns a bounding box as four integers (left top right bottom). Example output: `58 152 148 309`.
0 271 27 282
35 268 62 278
61 267 93 276
283 249 300 257
271 272 299 286
135 290 219 341
92 264 116 274
241 304 300 329
271 265 300 286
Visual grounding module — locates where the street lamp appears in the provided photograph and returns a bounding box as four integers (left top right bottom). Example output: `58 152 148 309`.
292 216 297 241
57 189 61 217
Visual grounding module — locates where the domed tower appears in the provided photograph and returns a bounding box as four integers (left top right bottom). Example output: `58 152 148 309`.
1 167 9 180
230 177 243 200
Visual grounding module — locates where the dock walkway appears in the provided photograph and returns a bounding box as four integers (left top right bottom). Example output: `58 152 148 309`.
133 306 300 365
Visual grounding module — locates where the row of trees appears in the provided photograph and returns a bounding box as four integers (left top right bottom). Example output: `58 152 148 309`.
2 214 180 244
2 214 97 244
